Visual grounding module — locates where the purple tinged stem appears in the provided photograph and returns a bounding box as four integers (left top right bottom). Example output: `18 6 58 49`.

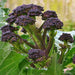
46 30 55 55
42 29 47 47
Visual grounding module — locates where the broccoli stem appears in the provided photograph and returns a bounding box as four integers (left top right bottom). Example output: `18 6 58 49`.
23 39 37 49
58 51 65 64
17 35 36 49
46 30 55 55
42 29 47 46
23 25 45 50
58 41 68 64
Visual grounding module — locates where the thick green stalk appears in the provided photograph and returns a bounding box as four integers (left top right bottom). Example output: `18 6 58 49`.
58 42 68 64
48 40 55 57
42 29 47 47
58 51 65 64
23 25 45 50
60 43 70 64
46 30 55 55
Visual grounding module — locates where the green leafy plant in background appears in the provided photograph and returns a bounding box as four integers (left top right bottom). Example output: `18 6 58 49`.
0 0 9 26
0 0 9 40
0 2 75 75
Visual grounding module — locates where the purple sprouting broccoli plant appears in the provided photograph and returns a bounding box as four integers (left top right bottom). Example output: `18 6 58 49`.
0 4 74 69
58 33 74 64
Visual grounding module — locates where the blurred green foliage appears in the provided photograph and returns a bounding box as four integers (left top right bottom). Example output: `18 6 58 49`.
62 20 75 31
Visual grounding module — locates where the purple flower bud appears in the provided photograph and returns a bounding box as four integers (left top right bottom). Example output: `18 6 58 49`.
59 33 74 43
15 15 35 26
43 18 63 30
6 4 43 25
42 10 58 20
6 15 16 24
28 49 45 60
8 12 14 16
31 4 44 11
1 25 18 34
13 4 43 16
13 4 31 16
1 32 18 42
28 9 42 16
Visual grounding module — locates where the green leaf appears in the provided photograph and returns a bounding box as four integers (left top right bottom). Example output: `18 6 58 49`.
45 52 64 75
18 58 31 75
0 41 27 75
0 42 11 65
21 35 30 40
21 34 35 50
0 51 26 75
63 47 75 67
21 34 34 45
32 68 44 75
21 67 44 75
1 8 10 15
